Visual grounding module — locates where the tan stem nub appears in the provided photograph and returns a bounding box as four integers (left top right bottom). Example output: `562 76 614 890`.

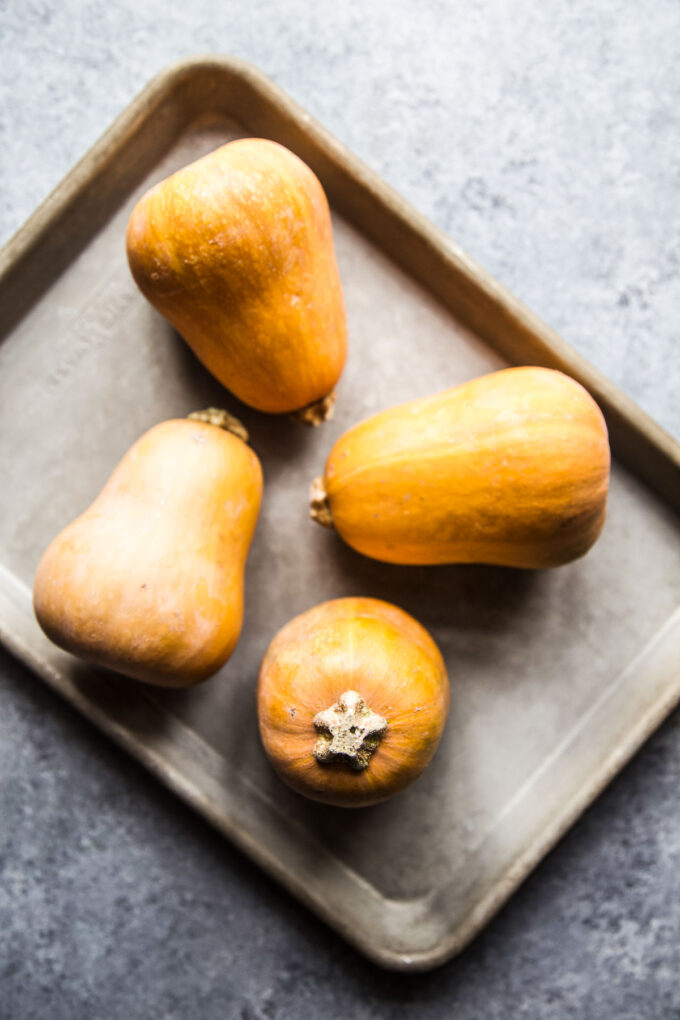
309 476 334 529
290 391 336 426
313 690 388 771
188 408 249 443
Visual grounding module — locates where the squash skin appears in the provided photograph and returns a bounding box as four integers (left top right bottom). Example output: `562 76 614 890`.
314 367 611 568
126 138 347 416
33 419 262 687
257 597 450 808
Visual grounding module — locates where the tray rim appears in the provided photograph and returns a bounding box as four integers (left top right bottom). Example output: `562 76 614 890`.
1 55 679 971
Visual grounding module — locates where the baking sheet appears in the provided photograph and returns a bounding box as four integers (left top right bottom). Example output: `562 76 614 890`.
0 59 678 970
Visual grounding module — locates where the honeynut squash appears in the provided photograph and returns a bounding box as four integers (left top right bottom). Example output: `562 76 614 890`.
33 410 262 687
311 367 611 569
126 138 347 424
257 598 450 808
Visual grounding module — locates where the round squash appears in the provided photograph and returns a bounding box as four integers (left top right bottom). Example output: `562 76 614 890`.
33 410 262 687
126 138 347 422
257 597 450 807
311 366 611 568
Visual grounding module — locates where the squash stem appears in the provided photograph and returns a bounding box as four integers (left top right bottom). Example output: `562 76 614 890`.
310 476 334 529
290 391 336 426
313 690 387 770
187 407 249 443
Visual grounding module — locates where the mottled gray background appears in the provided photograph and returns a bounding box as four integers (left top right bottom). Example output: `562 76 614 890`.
1 1 679 1017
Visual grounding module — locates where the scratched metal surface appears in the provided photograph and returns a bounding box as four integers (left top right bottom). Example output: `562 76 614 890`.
1 107 679 968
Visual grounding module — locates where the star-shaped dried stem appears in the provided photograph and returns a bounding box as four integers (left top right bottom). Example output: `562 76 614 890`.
313 690 388 771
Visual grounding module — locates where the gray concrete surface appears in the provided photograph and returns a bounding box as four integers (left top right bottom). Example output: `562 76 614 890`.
1 1 679 1016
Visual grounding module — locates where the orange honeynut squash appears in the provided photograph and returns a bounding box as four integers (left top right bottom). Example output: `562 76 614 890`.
33 411 262 687
257 597 450 808
126 138 347 423
311 366 611 568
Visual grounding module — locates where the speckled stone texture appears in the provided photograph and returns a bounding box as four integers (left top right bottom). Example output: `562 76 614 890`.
0 1 679 1016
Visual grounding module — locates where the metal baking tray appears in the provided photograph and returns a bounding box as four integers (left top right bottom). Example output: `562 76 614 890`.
1 56 678 971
